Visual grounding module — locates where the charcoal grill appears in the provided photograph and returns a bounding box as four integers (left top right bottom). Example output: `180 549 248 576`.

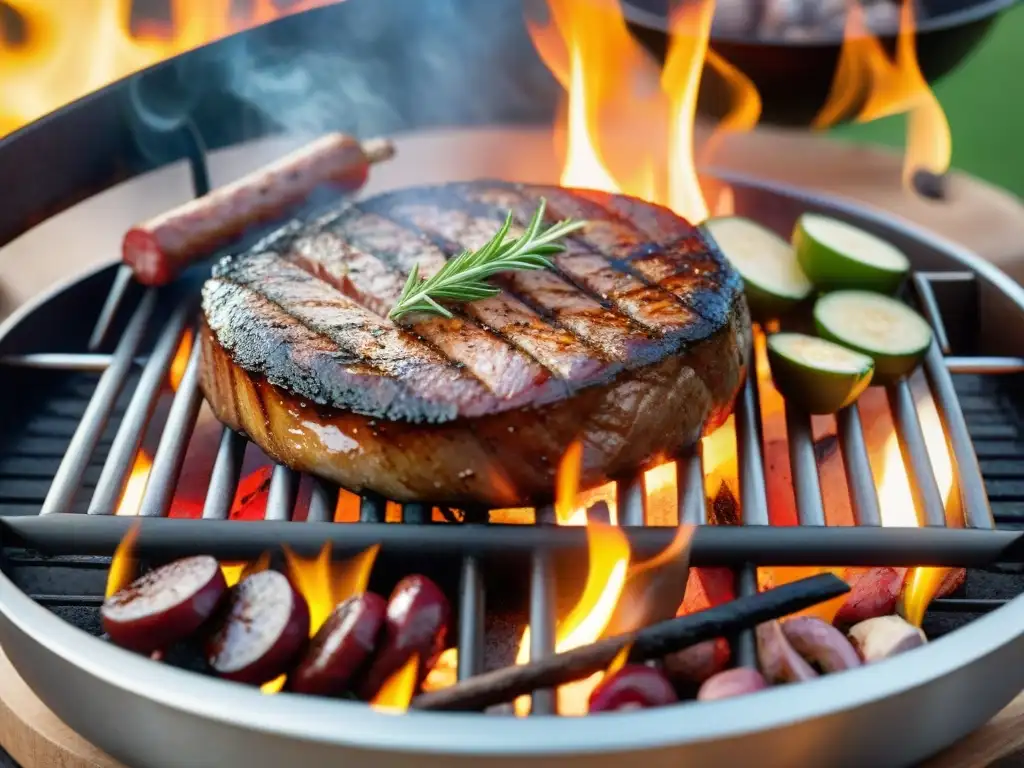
1 1 1024 766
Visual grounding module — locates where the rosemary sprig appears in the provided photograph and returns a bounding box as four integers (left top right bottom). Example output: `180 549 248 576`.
387 199 585 320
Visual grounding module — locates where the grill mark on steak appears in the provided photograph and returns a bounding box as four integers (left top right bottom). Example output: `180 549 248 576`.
210 251 508 422
484 184 732 327
283 228 563 403
553 188 743 324
338 207 614 381
363 195 670 365
447 182 715 344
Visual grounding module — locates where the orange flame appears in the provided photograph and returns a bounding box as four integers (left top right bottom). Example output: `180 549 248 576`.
0 0 340 137
605 641 633 678
874 388 955 624
114 449 152 516
168 328 194 393
422 647 459 693
260 675 287 695
514 520 631 715
220 551 271 588
284 542 380 636
104 521 141 598
370 654 420 712
814 0 951 188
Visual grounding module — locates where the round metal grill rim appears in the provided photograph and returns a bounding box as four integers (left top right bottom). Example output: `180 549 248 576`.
3 167 1024 759
0 571 1022 755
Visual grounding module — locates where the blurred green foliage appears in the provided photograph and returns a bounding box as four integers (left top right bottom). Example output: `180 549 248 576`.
833 4 1024 199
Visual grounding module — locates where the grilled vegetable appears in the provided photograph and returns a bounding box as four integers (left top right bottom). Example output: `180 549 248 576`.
697 667 769 701
289 593 387 696
357 575 450 700
848 615 927 662
588 665 678 712
102 555 227 653
207 570 310 685
705 216 812 319
814 291 933 384
794 213 910 294
757 620 817 683
833 567 903 630
766 332 874 414
780 616 862 673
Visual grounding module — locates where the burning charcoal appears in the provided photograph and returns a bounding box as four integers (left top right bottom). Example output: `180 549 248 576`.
833 567 903 630
780 617 861 673
848 615 927 663
207 570 310 685
588 665 678 713
757 621 817 683
289 592 387 697
697 667 769 701
663 638 731 687
357 575 450 700
102 555 227 654
938 567 966 597
709 482 741 527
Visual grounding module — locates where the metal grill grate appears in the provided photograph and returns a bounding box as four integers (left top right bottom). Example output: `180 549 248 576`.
2 133 1024 711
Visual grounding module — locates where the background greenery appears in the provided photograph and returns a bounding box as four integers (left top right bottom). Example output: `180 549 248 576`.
833 4 1024 198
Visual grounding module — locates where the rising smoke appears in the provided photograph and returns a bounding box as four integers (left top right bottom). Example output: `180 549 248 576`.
216 0 560 140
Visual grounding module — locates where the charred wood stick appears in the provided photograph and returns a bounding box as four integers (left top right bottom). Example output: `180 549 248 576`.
411 573 849 712
122 134 395 286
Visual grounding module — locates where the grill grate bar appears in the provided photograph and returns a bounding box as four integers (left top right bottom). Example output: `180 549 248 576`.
0 353 142 371
265 465 299 522
676 446 707 526
457 555 485 681
88 265 134 352
735 357 769 527
785 405 826 527
733 565 760 668
527 548 556 715
836 404 882 526
930 598 1006 612
9 514 1022 563
40 291 157 516
31 594 105 607
402 504 430 524
201 428 246 520
734 340 768 672
306 480 336 523
617 474 646 526
925 342 996 530
87 304 193 515
887 381 947 527
359 493 386 523
914 274 995 530
138 342 204 518
912 273 952 354
945 357 1024 375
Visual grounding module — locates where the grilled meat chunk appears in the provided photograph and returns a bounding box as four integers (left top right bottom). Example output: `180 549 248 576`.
199 181 751 506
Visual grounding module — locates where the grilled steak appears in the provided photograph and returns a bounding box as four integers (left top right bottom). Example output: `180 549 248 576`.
199 181 751 507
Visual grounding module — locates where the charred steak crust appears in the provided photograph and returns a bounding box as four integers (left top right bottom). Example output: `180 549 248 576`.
199 181 751 506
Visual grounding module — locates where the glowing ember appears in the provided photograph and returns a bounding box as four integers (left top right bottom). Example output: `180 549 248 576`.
284 543 380 636
422 647 459 693
515 521 631 716
370 654 420 712
0 0 340 137
104 521 140 598
814 0 951 187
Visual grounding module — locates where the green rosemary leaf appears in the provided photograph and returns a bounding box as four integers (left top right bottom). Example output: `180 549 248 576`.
387 199 584 320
